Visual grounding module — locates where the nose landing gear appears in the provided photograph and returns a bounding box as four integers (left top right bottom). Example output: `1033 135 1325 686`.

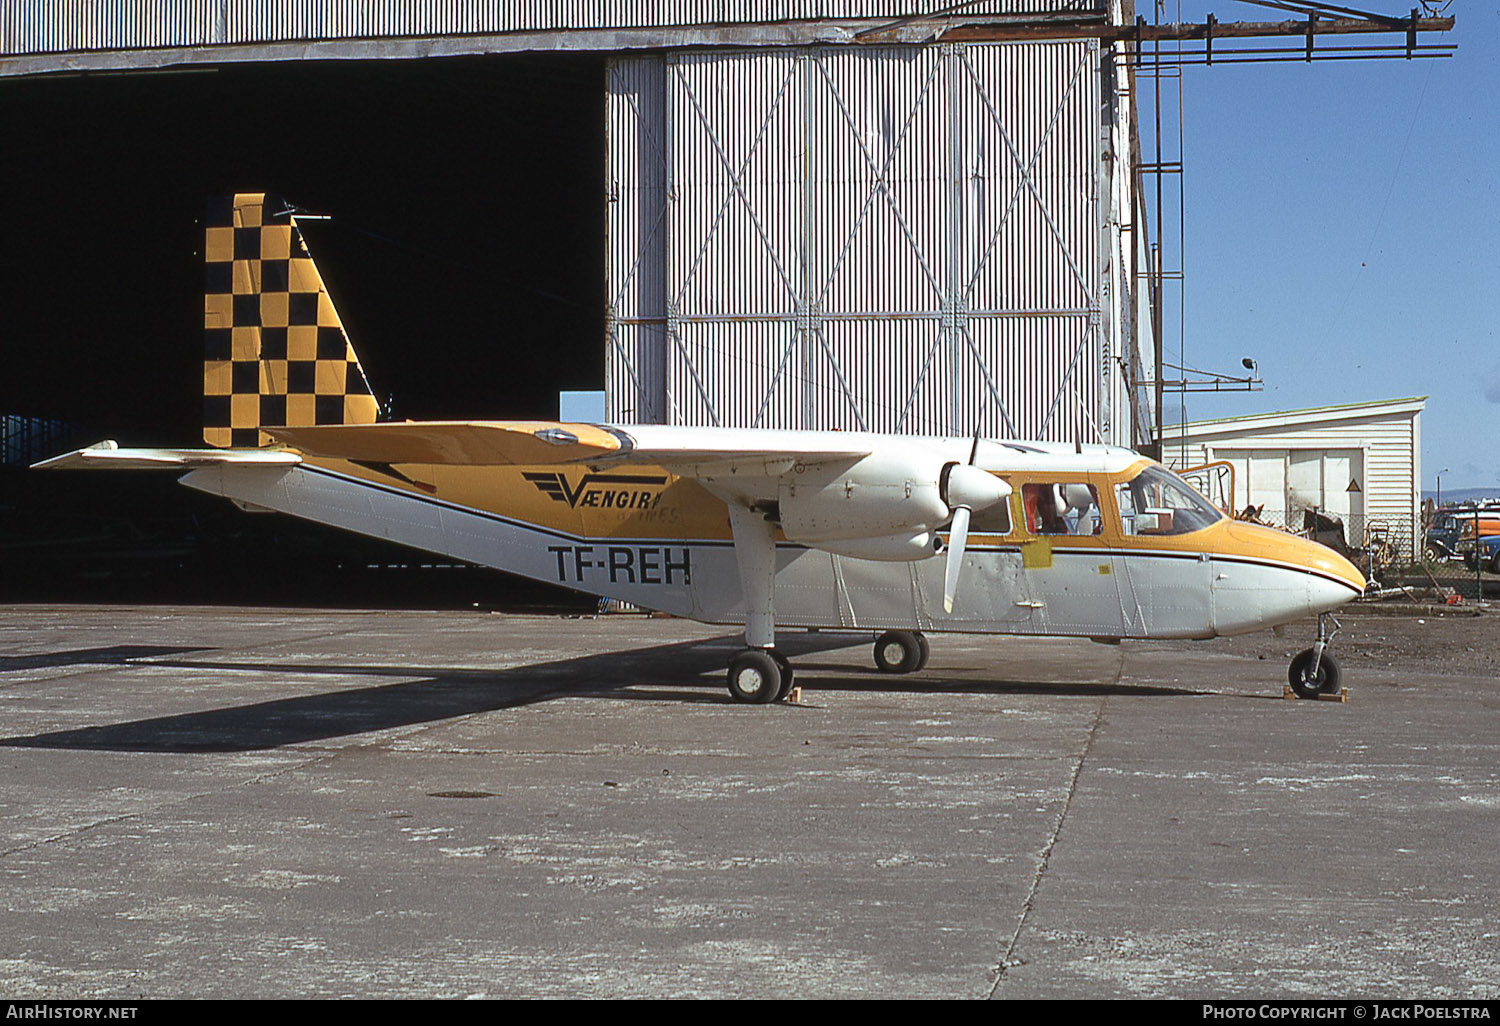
1287 612 1345 700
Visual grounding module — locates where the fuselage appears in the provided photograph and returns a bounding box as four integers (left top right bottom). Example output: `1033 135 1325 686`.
178 428 1365 642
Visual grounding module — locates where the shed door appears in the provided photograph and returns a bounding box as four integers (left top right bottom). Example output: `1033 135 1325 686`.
1246 450 1286 518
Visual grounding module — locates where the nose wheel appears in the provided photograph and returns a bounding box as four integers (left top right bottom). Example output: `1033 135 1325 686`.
1288 613 1344 699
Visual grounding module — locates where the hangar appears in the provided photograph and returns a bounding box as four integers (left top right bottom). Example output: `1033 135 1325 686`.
1 0 1152 451
0 2 1452 599
2 1 1454 446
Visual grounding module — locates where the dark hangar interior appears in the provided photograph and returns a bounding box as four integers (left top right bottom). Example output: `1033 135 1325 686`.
1 55 607 605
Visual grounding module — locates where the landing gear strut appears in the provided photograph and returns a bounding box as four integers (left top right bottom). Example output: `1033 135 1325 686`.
874 630 930 674
723 505 798 705
1288 612 1343 699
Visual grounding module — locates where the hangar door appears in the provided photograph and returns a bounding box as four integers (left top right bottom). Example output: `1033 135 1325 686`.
1218 449 1365 531
606 42 1110 440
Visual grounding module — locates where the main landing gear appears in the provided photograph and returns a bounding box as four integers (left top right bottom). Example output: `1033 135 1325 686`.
720 491 944 703
724 495 941 703
726 648 795 705
724 632 930 704
1287 612 1343 700
873 630 930 674
723 505 790 705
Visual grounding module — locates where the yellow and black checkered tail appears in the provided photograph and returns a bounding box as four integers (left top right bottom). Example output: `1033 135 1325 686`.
202 192 381 448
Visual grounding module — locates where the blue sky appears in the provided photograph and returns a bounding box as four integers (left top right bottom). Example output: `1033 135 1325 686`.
1148 1 1497 491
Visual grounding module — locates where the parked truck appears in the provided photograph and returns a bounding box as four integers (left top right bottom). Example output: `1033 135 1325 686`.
1454 518 1500 573
1426 508 1500 561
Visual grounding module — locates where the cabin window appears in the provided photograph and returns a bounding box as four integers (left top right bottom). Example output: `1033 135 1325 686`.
1021 483 1102 536
1115 465 1224 537
969 489 1013 534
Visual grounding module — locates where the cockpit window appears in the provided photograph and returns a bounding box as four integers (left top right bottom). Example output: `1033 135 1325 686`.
969 491 1013 534
1022 482 1103 536
1115 465 1224 537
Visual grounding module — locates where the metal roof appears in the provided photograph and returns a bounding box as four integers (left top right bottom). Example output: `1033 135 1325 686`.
1 1 1108 67
1159 397 1427 439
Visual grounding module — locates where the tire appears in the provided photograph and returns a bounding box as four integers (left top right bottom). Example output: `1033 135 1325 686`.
874 631 923 674
1288 648 1341 699
770 649 796 701
1490 551 1500 576
914 632 931 672
727 649 782 705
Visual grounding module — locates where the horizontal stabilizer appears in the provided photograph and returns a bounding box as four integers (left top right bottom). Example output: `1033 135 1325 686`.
33 440 303 471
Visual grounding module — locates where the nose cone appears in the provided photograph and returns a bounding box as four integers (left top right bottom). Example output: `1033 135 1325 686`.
1220 521 1365 593
1301 539 1366 600
1211 521 1365 634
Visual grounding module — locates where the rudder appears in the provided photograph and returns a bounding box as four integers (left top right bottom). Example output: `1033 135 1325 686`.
203 192 380 448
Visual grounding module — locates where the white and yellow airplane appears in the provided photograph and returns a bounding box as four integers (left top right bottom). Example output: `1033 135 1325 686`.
37 194 1365 704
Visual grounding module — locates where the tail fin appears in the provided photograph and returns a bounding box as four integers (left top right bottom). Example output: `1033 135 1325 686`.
202 192 381 448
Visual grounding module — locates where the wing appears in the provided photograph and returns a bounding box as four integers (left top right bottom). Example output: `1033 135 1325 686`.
266 421 872 471
266 421 628 466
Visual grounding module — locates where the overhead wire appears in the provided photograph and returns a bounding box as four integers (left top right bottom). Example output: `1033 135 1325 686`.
1324 55 1436 336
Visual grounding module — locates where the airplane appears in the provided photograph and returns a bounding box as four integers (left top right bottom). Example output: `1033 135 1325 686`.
36 193 1366 705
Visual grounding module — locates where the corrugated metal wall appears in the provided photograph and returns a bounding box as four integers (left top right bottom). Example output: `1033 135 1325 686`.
0 1 1107 56
606 55 671 423
608 40 1124 442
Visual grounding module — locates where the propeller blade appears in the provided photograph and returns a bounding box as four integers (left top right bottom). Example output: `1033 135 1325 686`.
943 504 972 614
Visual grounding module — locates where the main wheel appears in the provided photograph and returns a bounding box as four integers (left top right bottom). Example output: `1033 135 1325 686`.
1288 648 1342 699
874 631 923 674
1490 551 1500 575
727 649 782 705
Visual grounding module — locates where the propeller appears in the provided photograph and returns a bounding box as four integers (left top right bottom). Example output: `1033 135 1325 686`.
940 433 1011 614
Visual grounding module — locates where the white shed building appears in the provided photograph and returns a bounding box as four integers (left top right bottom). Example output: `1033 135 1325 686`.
1159 397 1425 559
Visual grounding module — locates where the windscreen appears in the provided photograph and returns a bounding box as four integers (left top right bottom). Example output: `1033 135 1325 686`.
1115 465 1224 537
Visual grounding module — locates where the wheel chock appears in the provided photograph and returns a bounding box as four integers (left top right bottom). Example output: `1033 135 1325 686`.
786 686 803 704
1282 686 1349 703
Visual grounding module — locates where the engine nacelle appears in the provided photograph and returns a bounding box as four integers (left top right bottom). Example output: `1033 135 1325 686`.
817 532 942 562
777 451 949 558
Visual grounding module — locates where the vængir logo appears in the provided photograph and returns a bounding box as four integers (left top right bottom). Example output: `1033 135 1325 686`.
523 471 668 510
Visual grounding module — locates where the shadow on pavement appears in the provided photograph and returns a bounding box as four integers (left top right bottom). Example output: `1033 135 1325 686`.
0 631 1213 753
